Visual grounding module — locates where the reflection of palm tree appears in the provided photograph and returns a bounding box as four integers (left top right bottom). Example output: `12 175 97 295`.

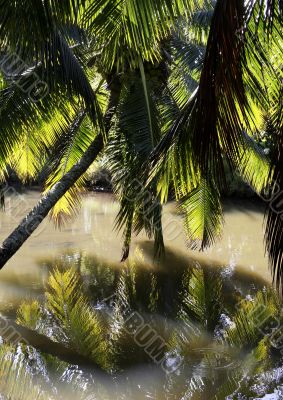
1 260 281 399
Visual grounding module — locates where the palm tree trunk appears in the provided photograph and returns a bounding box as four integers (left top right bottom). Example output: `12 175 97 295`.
0 77 122 268
0 134 103 268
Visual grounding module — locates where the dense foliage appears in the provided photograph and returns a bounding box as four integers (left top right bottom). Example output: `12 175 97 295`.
0 0 282 285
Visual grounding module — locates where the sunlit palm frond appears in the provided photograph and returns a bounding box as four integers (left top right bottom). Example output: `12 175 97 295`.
0 14 100 123
236 131 270 194
265 94 283 290
149 0 277 254
187 0 215 43
44 111 96 226
179 177 223 250
0 73 76 176
83 0 198 72
166 0 249 184
6 100 76 183
247 0 283 33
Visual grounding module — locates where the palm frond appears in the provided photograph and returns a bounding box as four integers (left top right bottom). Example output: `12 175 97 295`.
149 0 276 253
0 76 71 175
165 0 248 184
236 131 270 194
44 111 95 226
0 0 85 55
180 177 223 250
265 94 283 290
105 72 164 260
187 0 215 43
247 0 283 33
83 0 198 71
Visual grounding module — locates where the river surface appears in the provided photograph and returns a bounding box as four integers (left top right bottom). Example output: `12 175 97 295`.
0 191 281 399
0 192 269 307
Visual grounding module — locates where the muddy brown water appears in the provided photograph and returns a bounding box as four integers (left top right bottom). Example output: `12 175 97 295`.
0 191 278 399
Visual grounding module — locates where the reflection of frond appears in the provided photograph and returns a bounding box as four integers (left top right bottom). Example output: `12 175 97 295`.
0 345 52 400
7 259 281 398
16 300 41 330
226 289 279 348
46 268 109 369
181 266 223 331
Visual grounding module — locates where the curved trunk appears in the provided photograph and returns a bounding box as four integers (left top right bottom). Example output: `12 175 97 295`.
0 133 103 268
3 317 107 375
0 76 122 269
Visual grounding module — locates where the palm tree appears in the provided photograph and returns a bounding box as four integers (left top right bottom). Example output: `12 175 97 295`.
0 0 202 264
0 0 282 289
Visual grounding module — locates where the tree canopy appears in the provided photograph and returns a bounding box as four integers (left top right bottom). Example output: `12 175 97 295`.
0 0 282 287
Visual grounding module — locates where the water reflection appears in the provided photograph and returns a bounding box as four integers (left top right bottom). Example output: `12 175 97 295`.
0 248 281 399
0 193 278 399
0 193 270 287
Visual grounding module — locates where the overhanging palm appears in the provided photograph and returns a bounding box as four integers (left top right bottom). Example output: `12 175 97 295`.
0 0 282 288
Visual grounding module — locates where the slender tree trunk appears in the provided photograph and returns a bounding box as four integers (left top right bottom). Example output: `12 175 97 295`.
0 134 103 268
0 76 122 268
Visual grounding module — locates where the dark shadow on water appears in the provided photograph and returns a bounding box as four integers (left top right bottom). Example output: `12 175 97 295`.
223 197 265 215
0 241 279 400
35 240 270 320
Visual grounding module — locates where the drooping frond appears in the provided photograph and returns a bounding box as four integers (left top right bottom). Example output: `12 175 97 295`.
0 11 101 124
265 92 283 290
6 98 76 183
179 177 223 250
148 0 277 253
166 0 249 183
0 49 104 181
0 75 66 174
186 0 215 43
44 111 98 226
247 0 283 33
105 71 164 260
0 0 85 51
236 131 270 194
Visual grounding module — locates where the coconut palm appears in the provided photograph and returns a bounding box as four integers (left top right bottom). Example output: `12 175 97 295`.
0 0 204 264
0 0 281 288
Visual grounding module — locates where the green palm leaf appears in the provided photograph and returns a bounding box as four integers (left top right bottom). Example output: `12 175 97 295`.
179 178 223 250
